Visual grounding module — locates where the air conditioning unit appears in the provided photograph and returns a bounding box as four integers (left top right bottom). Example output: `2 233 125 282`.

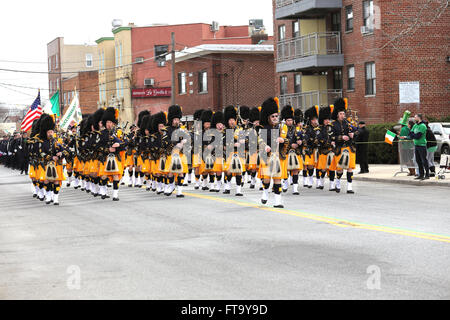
157 60 166 67
144 78 155 86
135 57 144 64
361 26 373 34
211 21 219 32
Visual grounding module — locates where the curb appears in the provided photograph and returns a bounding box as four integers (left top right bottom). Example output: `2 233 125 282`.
353 176 450 187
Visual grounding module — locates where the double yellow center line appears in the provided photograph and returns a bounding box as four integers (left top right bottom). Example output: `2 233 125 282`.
184 192 450 244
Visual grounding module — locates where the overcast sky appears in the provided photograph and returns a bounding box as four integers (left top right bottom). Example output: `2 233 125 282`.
0 0 274 109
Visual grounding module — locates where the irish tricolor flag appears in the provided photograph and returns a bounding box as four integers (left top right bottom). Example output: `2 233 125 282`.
385 130 396 145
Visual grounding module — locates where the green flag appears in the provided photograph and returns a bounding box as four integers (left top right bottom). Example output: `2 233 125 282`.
50 91 60 117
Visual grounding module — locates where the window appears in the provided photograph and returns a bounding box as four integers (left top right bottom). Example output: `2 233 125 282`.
294 74 301 93
278 25 286 41
86 54 93 67
347 65 355 91
48 57 52 71
56 79 60 90
116 79 120 98
345 6 353 32
155 45 168 67
331 12 341 32
363 0 374 30
333 69 343 90
55 55 58 69
121 79 124 98
198 71 208 93
280 76 288 95
115 44 118 67
178 72 187 94
365 62 376 95
292 21 300 38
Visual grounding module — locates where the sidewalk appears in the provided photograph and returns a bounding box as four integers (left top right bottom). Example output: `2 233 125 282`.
353 164 450 187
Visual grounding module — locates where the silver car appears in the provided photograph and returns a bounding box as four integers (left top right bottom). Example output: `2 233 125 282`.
429 123 450 157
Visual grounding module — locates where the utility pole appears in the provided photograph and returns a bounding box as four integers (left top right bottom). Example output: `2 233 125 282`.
171 32 176 105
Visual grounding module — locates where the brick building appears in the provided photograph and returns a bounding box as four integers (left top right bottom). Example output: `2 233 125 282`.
47 37 98 115
273 0 450 123
171 44 275 116
61 71 99 116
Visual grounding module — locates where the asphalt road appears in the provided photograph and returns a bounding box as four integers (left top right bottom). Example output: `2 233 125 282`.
0 165 449 300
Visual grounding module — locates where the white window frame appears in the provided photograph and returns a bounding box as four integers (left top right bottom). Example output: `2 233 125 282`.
86 54 93 68
178 72 187 94
198 71 208 93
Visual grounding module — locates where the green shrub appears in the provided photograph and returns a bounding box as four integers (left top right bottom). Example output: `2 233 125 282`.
425 114 450 123
366 122 399 164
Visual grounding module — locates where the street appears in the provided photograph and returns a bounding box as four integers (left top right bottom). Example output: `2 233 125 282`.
0 165 449 300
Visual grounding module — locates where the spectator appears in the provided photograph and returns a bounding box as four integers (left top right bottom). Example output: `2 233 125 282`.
402 114 429 180
398 120 417 176
424 120 437 177
356 121 370 174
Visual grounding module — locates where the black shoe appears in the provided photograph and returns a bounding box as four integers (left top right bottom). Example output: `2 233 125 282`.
422 176 430 180
430 173 436 177
329 188 336 192
46 201 51 205
113 198 119 201
335 188 341 193
33 194 37 198
176 194 185 198
194 186 199 190
93 193 99 197
347 190 355 194
414 176 424 180
39 197 44 201
152 188 157 192
308 186 312 189
120 182 125 185
209 189 216 192
303 184 308 188
101 195 107 200
250 185 255 189
74 186 80 190
223 190 231 194
80 188 85 191
236 193 243 197
146 187 151 191
282 189 288 193
128 184 132 187
202 187 209 191
259 187 263 191
66 183 70 187
274 205 284 208
54 202 59 206
293 192 299 195
261 199 267 204
86 190 90 194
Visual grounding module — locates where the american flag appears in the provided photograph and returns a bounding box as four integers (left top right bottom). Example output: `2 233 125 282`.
21 91 42 132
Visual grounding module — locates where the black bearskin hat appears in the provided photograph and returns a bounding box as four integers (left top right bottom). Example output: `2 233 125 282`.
137 110 150 128
30 117 41 138
211 111 225 129
101 107 118 127
39 113 55 140
260 98 279 126
151 112 167 132
294 108 303 125
139 114 152 135
92 108 105 131
281 105 294 121
319 106 332 125
249 107 260 123
224 106 237 126
87 115 95 132
332 98 347 120
239 106 250 120
168 105 182 126
304 106 319 123
201 110 213 123
193 109 204 121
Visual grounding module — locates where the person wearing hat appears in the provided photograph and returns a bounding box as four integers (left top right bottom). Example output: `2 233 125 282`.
98 107 124 201
222 105 245 197
258 97 288 208
188 109 205 185
87 108 106 197
36 113 66 205
316 106 336 190
64 123 78 188
303 106 321 188
163 105 189 197
27 117 43 199
356 120 370 174
208 110 226 192
246 107 261 189
331 98 359 194
238 106 251 184
198 110 214 191
149 111 168 195
280 105 304 195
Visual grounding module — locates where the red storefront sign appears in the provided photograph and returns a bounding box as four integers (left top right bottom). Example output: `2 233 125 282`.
132 88 171 98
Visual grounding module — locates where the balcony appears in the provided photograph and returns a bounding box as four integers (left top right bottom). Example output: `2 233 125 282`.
279 89 343 111
276 32 343 72
275 0 342 20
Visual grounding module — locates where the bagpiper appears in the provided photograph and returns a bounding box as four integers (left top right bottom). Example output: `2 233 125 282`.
303 106 320 189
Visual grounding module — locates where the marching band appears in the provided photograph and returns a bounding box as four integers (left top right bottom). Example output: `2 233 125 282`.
1 97 361 208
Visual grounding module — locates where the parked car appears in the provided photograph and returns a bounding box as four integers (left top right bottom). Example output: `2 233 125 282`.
429 123 450 157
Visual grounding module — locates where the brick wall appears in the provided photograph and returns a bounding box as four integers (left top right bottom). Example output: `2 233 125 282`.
62 71 99 116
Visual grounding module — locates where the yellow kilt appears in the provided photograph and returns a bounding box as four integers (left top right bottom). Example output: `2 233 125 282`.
258 157 288 180
29 165 36 180
99 158 123 178
124 152 135 167
192 154 202 168
303 153 316 167
199 157 222 174
120 151 126 165
246 153 259 171
287 153 304 171
223 153 246 174
83 160 91 175
317 153 337 171
142 158 151 174
136 155 145 168
336 146 356 170
89 160 99 175
150 160 157 174
164 153 189 174
73 157 80 172
37 164 65 182
66 162 73 172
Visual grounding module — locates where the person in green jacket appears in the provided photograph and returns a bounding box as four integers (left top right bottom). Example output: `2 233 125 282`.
398 120 416 176
401 114 429 180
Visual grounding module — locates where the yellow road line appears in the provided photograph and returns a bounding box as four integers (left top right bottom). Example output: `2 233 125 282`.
184 192 450 244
